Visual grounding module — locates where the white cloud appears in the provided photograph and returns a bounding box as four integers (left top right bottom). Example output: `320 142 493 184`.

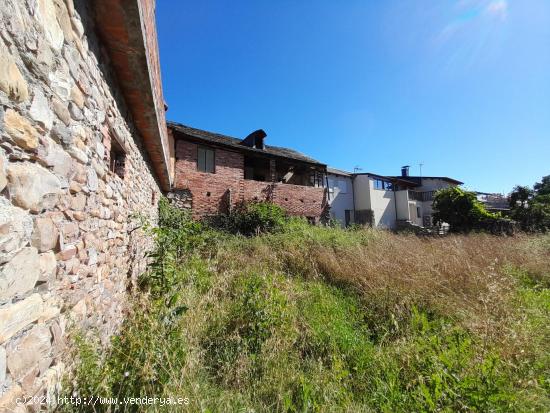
485 0 508 20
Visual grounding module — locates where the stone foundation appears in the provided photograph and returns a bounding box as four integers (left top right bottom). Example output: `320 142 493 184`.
0 0 165 409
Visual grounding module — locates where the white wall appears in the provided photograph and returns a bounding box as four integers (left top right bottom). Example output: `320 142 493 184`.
353 175 371 211
352 176 459 229
395 190 410 220
327 174 354 227
353 176 397 229
369 183 397 228
408 200 423 226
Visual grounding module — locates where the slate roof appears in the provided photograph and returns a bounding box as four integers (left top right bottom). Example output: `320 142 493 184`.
388 176 464 185
168 121 325 166
354 172 421 187
327 167 352 177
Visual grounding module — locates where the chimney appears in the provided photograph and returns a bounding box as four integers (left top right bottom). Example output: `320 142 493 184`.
241 129 267 149
401 165 410 177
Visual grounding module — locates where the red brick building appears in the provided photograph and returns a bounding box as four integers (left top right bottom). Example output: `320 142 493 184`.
168 122 329 220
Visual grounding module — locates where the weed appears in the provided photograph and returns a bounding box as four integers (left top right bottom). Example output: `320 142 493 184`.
62 203 550 412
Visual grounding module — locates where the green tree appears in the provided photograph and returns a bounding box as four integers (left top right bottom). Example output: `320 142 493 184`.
533 175 550 196
432 187 504 233
509 185 533 209
509 176 550 232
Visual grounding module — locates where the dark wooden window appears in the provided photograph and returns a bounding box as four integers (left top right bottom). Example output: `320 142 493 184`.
310 171 325 187
197 146 215 173
109 139 126 179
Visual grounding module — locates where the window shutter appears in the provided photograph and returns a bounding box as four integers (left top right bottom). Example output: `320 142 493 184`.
206 147 214 172
197 147 215 173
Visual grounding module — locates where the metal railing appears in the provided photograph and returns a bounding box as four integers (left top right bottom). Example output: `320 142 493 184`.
408 190 436 202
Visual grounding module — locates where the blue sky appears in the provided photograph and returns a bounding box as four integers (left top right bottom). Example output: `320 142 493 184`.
156 0 550 194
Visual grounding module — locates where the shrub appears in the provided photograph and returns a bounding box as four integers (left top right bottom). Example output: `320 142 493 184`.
63 211 550 412
206 201 288 236
432 187 515 234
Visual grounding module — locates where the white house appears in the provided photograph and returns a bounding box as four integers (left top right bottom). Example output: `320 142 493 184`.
326 168 355 227
327 166 463 230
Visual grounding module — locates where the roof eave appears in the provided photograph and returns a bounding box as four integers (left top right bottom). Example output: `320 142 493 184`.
169 123 326 168
94 0 172 191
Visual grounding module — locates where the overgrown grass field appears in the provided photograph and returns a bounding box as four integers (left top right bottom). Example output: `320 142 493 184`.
63 202 550 412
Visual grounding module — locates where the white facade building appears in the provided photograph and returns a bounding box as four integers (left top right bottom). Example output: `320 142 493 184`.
326 166 462 230
326 168 355 227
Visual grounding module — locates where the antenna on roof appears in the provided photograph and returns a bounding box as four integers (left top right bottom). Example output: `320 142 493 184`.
419 162 424 178
353 166 363 173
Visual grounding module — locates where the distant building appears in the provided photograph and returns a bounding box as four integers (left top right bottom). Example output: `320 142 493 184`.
326 168 354 227
168 122 329 221
476 192 510 213
325 166 463 230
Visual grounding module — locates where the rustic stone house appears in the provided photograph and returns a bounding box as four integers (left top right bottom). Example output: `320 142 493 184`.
169 122 329 221
0 0 173 409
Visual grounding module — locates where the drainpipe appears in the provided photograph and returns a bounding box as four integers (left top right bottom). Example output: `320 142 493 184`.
393 182 398 230
351 175 356 224
325 172 330 201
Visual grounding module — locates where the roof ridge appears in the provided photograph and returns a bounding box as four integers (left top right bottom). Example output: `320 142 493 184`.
167 121 325 166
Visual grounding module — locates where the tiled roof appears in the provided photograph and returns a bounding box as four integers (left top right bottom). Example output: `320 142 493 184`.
168 121 325 166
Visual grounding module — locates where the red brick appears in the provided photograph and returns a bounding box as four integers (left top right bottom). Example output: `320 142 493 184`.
174 140 328 219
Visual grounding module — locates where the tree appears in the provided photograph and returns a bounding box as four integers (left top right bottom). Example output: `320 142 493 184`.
509 176 550 232
533 175 550 196
432 187 503 233
509 185 533 209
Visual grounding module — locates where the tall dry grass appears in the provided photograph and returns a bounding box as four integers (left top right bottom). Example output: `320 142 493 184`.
63 223 550 412
219 229 549 358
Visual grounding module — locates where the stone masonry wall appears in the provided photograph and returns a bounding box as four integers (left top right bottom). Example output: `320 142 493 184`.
0 0 162 410
174 139 327 219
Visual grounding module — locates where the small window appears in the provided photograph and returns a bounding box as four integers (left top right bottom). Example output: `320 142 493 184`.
197 147 215 173
374 178 393 191
416 206 421 218
109 139 126 179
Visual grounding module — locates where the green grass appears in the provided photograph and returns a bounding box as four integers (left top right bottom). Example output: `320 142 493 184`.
61 205 550 412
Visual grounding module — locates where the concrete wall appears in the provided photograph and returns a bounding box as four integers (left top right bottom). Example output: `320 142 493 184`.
408 200 423 226
0 0 164 408
353 175 396 229
353 175 371 211
416 178 453 192
395 190 410 220
174 140 327 219
327 173 354 226
369 183 397 229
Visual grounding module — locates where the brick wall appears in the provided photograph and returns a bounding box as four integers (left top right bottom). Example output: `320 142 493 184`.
174 140 327 219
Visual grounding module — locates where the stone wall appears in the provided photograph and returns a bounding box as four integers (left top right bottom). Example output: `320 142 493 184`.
0 0 162 409
174 139 328 219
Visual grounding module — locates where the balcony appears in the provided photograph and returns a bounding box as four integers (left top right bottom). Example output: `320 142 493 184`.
408 190 435 202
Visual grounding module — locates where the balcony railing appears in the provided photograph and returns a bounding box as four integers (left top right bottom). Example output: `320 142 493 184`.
408 190 435 202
